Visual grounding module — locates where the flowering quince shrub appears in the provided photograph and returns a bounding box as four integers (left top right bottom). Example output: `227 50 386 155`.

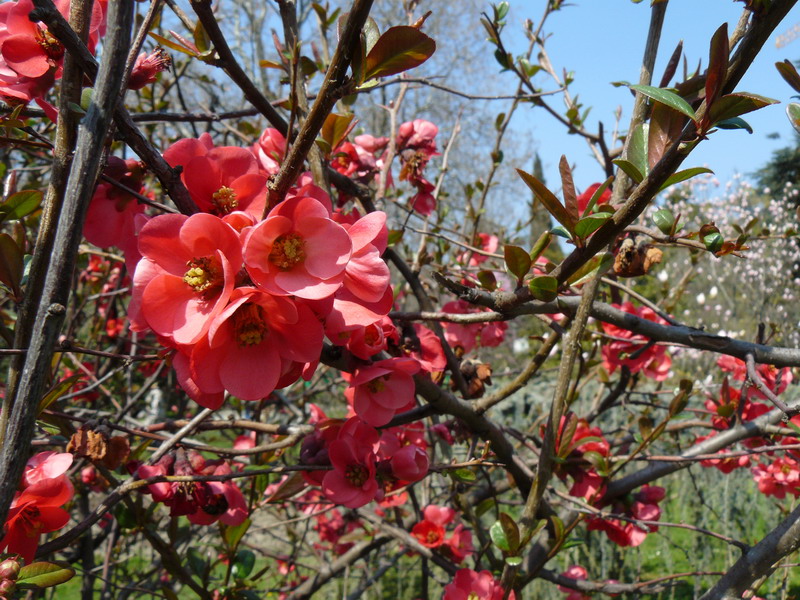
3 1 800 599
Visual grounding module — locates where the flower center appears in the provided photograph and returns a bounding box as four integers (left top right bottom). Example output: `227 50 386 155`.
35 28 64 62
269 233 306 271
183 256 222 294
211 186 238 215
366 376 387 394
345 464 368 487
233 303 268 347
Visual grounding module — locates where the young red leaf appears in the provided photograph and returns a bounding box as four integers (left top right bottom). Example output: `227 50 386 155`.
776 59 800 94
364 26 436 80
516 168 575 234
705 23 729 108
648 101 686 170
708 92 779 125
559 155 579 221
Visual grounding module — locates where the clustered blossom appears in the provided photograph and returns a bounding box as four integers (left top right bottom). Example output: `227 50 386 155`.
697 357 800 501
443 568 515 600
0 0 106 112
552 414 666 548
126 128 395 407
442 299 508 355
396 118 440 215
0 452 74 563
410 505 473 564
587 484 666 548
136 448 247 526
300 407 429 508
601 302 671 381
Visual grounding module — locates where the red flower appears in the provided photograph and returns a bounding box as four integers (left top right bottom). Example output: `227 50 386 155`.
601 302 671 381
128 47 171 90
345 357 420 427
129 213 243 346
163 134 267 217
188 287 323 401
443 568 514 600
577 182 612 214
0 477 72 563
244 196 352 300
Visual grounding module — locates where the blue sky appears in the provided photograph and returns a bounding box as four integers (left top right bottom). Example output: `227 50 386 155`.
505 1 800 192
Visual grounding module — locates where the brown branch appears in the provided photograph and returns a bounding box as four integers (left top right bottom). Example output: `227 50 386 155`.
190 0 289 137
0 0 134 533
266 0 374 211
28 0 198 215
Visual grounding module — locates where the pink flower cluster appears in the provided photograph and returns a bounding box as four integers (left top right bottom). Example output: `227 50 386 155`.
128 131 394 406
443 568 515 600
300 408 428 508
136 448 247 526
442 299 508 354
410 505 473 563
586 484 666 548
601 302 671 381
397 119 439 215
0 451 74 563
0 0 106 112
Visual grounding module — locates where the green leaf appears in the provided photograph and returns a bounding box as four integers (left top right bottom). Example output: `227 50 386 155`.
232 549 256 580
574 212 612 239
186 547 207 578
490 519 511 552
714 116 753 134
148 32 199 57
0 189 42 222
476 498 496 517
529 275 558 302
499 512 520 554
495 1 510 20
364 26 435 80
0 233 23 299
550 225 572 239
566 252 613 286
669 379 693 416
612 159 644 184
708 92 778 124
529 231 552 262
560 537 585 550
387 229 404 247
516 168 575 234
362 17 381 55
657 167 714 191
504 244 532 284
37 374 81 415
505 556 523 566
223 518 252 551
786 103 800 135
550 515 565 542
17 562 74 589
581 176 614 217
652 208 675 234
703 231 724 253
626 122 649 181
450 467 477 483
321 112 356 153
627 84 697 121
193 20 211 54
